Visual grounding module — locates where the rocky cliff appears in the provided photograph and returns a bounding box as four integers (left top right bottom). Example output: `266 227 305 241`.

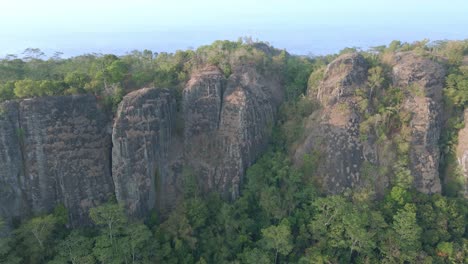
295 52 445 194
112 88 178 218
457 109 468 197
295 53 371 193
183 65 283 199
0 51 459 226
0 63 284 223
0 101 24 225
392 52 445 193
0 95 114 225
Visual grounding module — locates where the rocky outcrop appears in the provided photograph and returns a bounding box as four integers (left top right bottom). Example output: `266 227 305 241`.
0 95 114 225
295 53 371 193
0 64 284 222
456 109 468 197
184 65 283 199
111 66 283 217
0 101 25 225
317 53 369 106
112 88 177 218
392 52 445 193
295 52 445 195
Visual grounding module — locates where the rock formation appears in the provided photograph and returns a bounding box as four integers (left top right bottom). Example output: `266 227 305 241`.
456 109 468 197
0 95 114 225
391 52 445 193
183 65 283 199
112 88 178 218
295 53 371 193
0 101 24 225
0 51 455 226
295 52 445 194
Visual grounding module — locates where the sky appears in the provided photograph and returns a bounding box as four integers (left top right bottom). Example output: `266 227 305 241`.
0 0 467 57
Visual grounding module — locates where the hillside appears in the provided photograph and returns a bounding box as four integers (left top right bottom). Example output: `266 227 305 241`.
0 39 467 263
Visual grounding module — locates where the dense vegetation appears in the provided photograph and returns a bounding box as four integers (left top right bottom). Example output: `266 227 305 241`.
0 39 467 263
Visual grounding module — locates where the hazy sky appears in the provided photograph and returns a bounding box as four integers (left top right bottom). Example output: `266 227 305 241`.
0 0 467 56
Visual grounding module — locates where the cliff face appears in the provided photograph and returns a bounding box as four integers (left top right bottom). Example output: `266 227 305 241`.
112 88 177 218
0 63 284 223
0 101 24 224
0 52 457 225
295 52 445 194
457 109 468 197
183 65 283 199
111 65 283 218
391 52 445 193
0 95 114 225
295 53 372 193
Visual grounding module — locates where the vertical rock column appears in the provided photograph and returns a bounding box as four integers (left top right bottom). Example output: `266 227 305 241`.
456 109 468 197
294 53 371 193
183 65 283 199
0 101 25 224
392 52 446 194
112 88 176 218
19 95 114 225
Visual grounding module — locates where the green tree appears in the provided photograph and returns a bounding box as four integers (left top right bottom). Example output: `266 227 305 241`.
392 203 422 262
124 223 153 263
445 68 468 108
49 231 96 264
15 214 58 263
14 79 37 98
240 248 271 264
367 66 384 99
260 220 293 264
89 203 127 247
0 218 10 257
0 81 15 101
64 72 90 93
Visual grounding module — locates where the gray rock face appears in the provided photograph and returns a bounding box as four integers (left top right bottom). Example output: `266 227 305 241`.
113 67 283 217
0 95 114 225
295 52 446 195
112 88 177 218
392 52 445 194
317 53 369 106
184 65 283 199
0 101 25 225
295 53 371 193
456 109 468 197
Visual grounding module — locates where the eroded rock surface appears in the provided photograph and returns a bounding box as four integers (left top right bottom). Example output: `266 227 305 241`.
456 109 468 197
0 101 25 225
184 65 283 199
112 88 177 218
0 95 114 225
112 65 284 217
295 52 446 195
317 53 369 106
295 53 371 193
392 52 445 194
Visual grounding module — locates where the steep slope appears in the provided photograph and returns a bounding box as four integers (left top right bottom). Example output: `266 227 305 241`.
112 88 178 218
295 53 371 193
295 52 446 195
391 52 445 193
457 109 468 197
0 101 25 225
0 95 114 225
112 66 284 217
183 65 283 199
